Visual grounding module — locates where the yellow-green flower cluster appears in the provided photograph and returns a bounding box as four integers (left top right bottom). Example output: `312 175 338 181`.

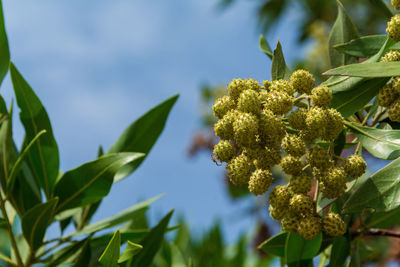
377 77 400 121
211 71 366 240
387 14 400 42
392 0 400 11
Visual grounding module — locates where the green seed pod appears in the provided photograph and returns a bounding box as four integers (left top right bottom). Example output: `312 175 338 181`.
246 146 281 169
281 155 303 175
288 108 307 130
233 112 259 147
320 167 347 199
290 69 315 95
269 185 292 209
312 167 328 183
226 153 253 186
311 86 332 108
269 79 295 95
281 213 300 233
377 82 399 107
387 14 400 42
259 109 285 146
381 50 400 62
322 108 344 141
212 95 236 119
248 169 273 196
289 172 312 194
228 78 261 102
214 110 238 140
263 90 294 115
289 194 314 216
392 0 400 10
237 89 261 114
306 146 332 170
389 98 400 122
281 134 306 157
213 140 235 163
305 107 327 140
343 154 367 178
298 216 322 240
269 205 288 221
322 213 346 237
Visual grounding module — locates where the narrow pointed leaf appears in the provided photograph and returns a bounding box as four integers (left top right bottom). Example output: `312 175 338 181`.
259 34 273 59
46 239 88 267
342 156 400 213
0 108 15 189
54 152 144 213
258 232 287 257
271 41 291 81
72 238 91 267
68 195 162 237
285 233 322 264
334 35 398 58
328 0 359 68
328 236 350 267
99 230 121 267
10 63 60 197
345 121 400 160
21 198 58 250
118 241 142 263
130 210 174 267
331 78 389 118
324 62 400 78
0 0 9 86
368 0 394 19
108 95 178 182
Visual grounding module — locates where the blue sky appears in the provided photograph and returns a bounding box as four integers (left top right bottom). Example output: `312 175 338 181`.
1 0 307 242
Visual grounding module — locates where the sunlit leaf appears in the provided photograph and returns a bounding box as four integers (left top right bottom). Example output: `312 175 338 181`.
285 233 322 264
99 230 120 267
271 41 292 81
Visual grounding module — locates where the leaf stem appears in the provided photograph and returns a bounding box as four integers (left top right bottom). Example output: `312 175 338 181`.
0 252 17 266
0 194 24 267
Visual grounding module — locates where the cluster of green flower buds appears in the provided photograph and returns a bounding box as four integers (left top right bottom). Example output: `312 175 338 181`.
392 0 400 12
212 70 367 240
377 53 400 121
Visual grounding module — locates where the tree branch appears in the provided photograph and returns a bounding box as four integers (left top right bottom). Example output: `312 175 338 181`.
353 228 400 239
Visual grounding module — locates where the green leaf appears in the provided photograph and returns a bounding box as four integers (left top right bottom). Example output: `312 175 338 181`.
21 198 58 250
258 232 287 257
259 34 273 59
7 129 47 192
9 63 60 198
92 230 149 247
108 95 178 182
0 0 9 86
331 78 389 118
46 238 89 267
342 156 400 214
72 237 91 267
349 241 361 267
271 41 292 81
324 62 400 78
365 205 400 229
345 121 400 160
99 230 121 267
368 0 394 19
285 233 322 264
130 210 174 267
118 241 143 263
328 0 359 68
68 195 162 237
0 107 16 190
334 35 399 58
54 152 144 213
328 236 350 267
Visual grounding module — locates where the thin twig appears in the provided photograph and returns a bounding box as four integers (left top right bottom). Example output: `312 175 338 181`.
352 228 400 239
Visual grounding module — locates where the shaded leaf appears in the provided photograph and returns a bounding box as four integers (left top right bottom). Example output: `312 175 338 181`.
271 41 291 81
258 232 287 257
72 238 91 267
10 63 60 197
68 195 162 237
345 121 400 160
259 34 273 59
118 241 143 263
99 230 120 267
0 0 9 86
21 198 58 250
0 106 16 190
342 156 400 213
108 95 178 182
46 239 88 267
365 206 400 229
334 35 398 58
328 236 350 267
324 62 400 78
92 230 149 247
130 210 174 267
368 0 394 19
331 78 389 118
285 233 322 264
54 152 144 213
328 0 359 68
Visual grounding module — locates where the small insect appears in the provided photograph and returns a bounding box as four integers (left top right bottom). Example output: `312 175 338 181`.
211 156 222 166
